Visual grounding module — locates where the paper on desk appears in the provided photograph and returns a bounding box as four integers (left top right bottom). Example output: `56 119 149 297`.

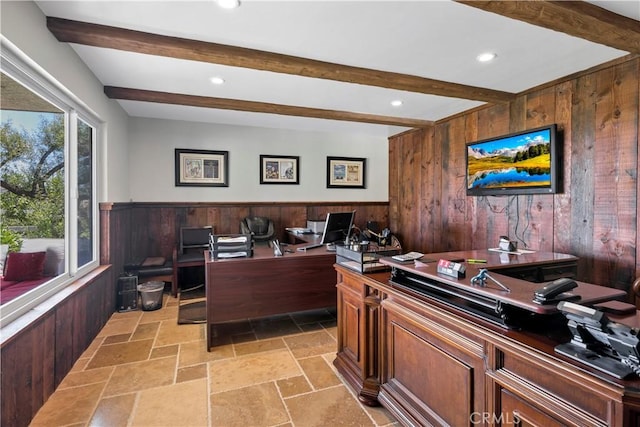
340 261 362 271
217 236 248 243
488 247 535 255
217 252 248 258
286 227 313 234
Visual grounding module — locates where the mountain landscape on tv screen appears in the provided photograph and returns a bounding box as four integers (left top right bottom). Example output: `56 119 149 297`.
467 134 551 189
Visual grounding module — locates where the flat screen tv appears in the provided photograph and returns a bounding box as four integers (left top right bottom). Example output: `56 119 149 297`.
321 211 355 246
466 124 559 196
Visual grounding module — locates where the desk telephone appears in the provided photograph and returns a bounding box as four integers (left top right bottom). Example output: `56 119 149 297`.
533 277 579 304
555 301 640 379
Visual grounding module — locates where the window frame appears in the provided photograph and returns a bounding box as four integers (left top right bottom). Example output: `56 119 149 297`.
1 37 101 327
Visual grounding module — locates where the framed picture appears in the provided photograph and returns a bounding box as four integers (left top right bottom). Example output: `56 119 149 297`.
260 155 300 185
326 156 366 188
175 149 229 187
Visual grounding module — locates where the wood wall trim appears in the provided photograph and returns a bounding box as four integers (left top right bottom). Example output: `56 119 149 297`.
103 86 433 128
101 201 390 210
388 57 639 296
457 1 640 55
432 54 639 126
98 202 133 211
0 265 112 347
47 17 515 105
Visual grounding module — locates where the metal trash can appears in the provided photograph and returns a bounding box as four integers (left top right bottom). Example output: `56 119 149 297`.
137 281 164 311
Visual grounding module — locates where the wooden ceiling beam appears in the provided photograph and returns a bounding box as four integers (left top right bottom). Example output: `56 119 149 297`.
48 17 515 104
103 86 434 128
457 1 640 54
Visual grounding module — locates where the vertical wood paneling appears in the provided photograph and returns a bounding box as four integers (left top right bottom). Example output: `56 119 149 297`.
570 72 597 280
388 134 400 238
553 82 574 254
388 57 639 295
637 59 640 278
54 296 74 385
448 117 471 250
1 268 113 427
100 202 389 276
437 122 452 251
522 87 556 252
591 61 638 289
403 130 423 251
420 127 437 252
464 113 480 248
475 104 511 250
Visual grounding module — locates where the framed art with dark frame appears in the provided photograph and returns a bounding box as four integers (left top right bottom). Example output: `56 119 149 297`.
260 155 300 185
175 149 229 187
326 156 366 188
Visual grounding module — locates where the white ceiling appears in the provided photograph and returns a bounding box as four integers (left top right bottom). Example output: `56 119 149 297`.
35 0 639 137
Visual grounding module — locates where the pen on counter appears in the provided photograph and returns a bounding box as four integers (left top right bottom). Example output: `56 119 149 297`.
467 259 487 264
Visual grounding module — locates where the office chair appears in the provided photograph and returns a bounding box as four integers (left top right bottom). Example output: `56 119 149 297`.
171 225 213 297
240 216 276 244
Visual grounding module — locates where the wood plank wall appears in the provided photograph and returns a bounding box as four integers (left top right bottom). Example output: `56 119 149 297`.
389 57 639 295
0 266 115 427
100 201 390 273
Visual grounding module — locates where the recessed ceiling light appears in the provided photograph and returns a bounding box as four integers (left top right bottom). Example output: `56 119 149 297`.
476 52 497 63
217 0 240 9
391 100 403 107
210 76 225 85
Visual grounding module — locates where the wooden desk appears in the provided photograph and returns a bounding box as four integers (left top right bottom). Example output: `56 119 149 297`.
204 245 336 350
334 251 640 426
380 251 607 318
423 249 579 282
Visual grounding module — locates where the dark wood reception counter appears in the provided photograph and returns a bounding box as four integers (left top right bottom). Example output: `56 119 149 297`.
333 251 640 426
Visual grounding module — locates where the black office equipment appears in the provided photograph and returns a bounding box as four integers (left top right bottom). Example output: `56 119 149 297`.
298 211 356 251
321 211 356 246
336 243 400 273
555 301 640 379
117 274 138 312
533 278 578 304
466 124 560 196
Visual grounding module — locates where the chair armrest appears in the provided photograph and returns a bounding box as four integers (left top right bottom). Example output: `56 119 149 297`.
240 220 252 235
632 277 640 298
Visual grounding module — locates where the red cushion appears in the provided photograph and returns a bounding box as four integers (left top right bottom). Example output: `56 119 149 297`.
3 251 46 281
0 278 19 291
0 278 48 304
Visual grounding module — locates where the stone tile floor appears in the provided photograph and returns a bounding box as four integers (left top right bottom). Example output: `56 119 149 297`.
30 292 399 426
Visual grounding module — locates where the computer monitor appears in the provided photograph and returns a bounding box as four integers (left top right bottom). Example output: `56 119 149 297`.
320 211 355 246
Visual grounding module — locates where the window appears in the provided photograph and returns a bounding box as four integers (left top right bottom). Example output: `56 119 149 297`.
1 40 100 326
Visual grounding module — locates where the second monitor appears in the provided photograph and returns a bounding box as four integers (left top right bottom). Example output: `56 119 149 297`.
321 210 356 249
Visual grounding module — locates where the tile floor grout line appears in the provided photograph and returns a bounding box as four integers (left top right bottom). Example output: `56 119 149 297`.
206 352 213 427
126 391 143 427
273 378 295 427
30 303 395 427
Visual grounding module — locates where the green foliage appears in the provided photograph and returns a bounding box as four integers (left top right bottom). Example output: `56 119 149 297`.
1 113 65 238
513 143 550 163
0 226 23 253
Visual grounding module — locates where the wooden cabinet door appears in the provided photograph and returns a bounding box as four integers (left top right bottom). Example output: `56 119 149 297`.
334 270 382 406
500 389 567 427
379 298 486 426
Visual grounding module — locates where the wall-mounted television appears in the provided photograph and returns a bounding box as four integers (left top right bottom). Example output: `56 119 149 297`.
465 124 559 196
